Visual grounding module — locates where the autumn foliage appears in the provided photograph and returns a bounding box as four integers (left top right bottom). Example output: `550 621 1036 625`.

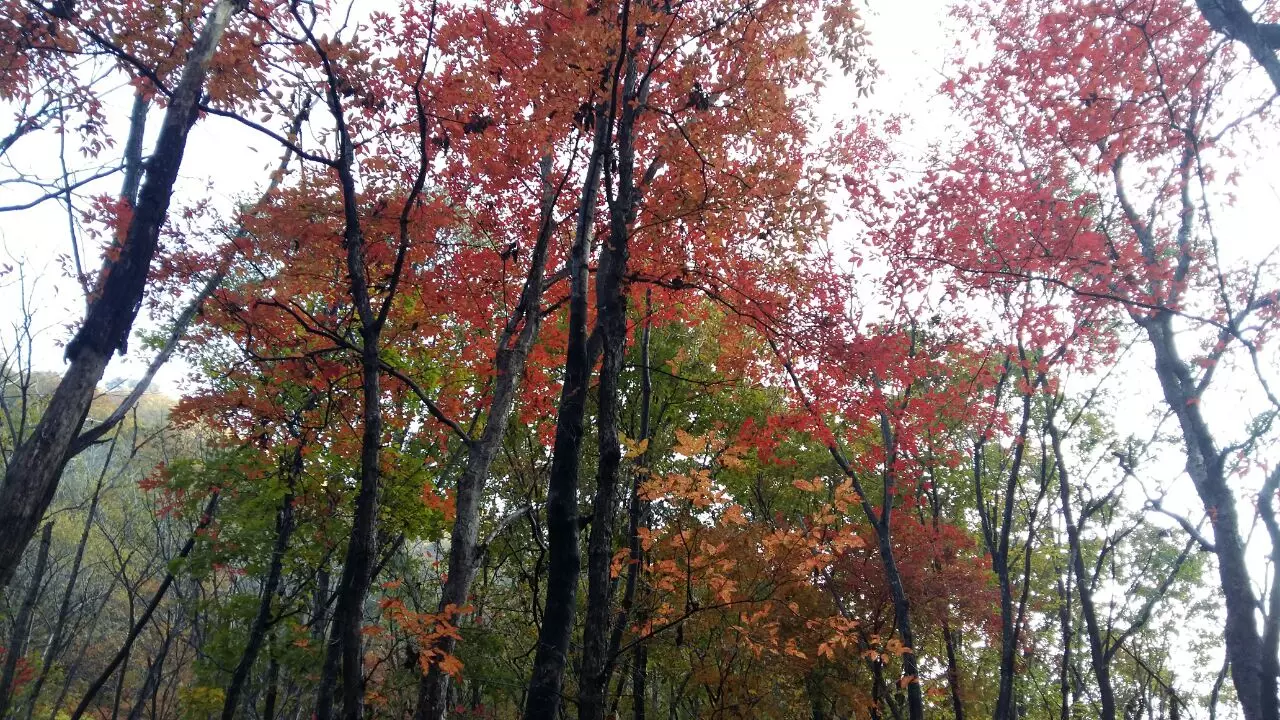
0 0 1277 718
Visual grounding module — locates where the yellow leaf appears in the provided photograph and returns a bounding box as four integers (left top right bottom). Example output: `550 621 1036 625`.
720 444 748 469
622 435 650 459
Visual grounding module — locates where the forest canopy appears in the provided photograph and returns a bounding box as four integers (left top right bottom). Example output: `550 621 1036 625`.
0 0 1278 718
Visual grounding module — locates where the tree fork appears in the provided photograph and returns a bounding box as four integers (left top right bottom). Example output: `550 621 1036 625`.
580 40 643 720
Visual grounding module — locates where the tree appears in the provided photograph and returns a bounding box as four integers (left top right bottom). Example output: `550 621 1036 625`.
845 0 1280 717
0 0 247 587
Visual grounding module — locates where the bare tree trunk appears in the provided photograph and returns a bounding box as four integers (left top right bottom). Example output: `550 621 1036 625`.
594 291 654 720
874 520 924 720
1258 467 1280 720
313 566 331 643
974 363 1041 720
1108 143 1274 720
1192 0 1280 93
0 522 52 715
119 90 148 208
1143 314 1270 720
924 462 965 720
109 633 130 720
0 0 242 587
941 618 965 720
1056 573 1072 720
1049 420 1116 720
125 626 173 720
262 653 281 720
620 294 654 720
46 578 113 720
631 644 646 720
315 223 381 720
22 460 107 717
311 50 387 720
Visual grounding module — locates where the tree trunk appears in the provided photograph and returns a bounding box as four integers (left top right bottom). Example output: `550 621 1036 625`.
222 446 299 720
262 654 281 720
22 464 106 717
619 294 654 720
1144 315 1271 720
627 304 652 720
597 291 653 720
875 524 924 720
864 411 925 720
109 631 130 720
45 576 113 720
1049 420 1116 720
816 436 923 720
1056 574 1072 720
119 90 148 207
580 49 642 720
1258 467 1280 720
0 0 242 588
925 462 965 720
521 104 610 720
984 373 1037 720
631 644 647 720
416 154 557 720
313 566 331 642
0 522 53 715
1192 0 1280 93
125 627 172 720
941 617 965 720
806 672 829 720
314 47 389 720
781 338 924 720
315 272 381 720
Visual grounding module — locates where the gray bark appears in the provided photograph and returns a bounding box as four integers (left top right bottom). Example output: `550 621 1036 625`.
1194 0 1280 93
